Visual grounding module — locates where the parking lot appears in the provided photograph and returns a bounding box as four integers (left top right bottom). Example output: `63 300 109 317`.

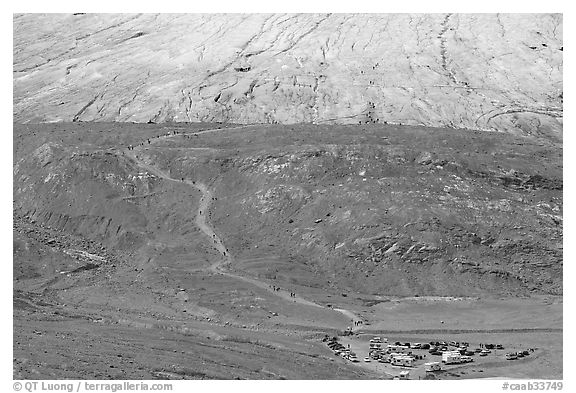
325 333 541 380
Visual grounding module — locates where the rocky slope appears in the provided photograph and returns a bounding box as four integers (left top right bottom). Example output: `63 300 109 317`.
13 14 562 139
13 122 563 297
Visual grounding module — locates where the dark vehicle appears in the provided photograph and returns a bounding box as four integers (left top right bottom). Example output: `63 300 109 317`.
421 344 431 350
475 348 482 353
496 344 504 350
522 350 530 356
395 341 402 346
517 352 525 358
465 351 475 356
404 342 411 348
430 351 442 356
485 344 495 350
429 347 439 353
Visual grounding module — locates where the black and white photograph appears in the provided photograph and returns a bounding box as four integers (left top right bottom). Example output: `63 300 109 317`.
10 5 565 388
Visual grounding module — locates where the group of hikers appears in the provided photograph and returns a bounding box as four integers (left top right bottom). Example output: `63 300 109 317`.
125 127 202 151
354 320 363 327
270 285 296 298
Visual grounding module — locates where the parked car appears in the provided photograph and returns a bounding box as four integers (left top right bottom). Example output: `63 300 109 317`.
506 353 517 360
421 344 431 350
517 352 524 358
496 344 504 350
464 351 475 356
364 357 371 362
474 348 482 353
481 349 491 354
522 350 530 356
479 352 488 357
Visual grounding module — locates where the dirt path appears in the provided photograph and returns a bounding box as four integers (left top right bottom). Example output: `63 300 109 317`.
123 130 359 320
158 124 258 140
334 308 361 324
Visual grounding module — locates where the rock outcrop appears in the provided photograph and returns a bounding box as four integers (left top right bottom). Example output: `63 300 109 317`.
13 13 562 139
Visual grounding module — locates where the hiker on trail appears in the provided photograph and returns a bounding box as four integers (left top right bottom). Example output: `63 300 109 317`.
181 177 184 182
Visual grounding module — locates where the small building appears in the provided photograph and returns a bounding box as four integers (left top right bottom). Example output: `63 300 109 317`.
442 351 461 364
391 355 414 367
